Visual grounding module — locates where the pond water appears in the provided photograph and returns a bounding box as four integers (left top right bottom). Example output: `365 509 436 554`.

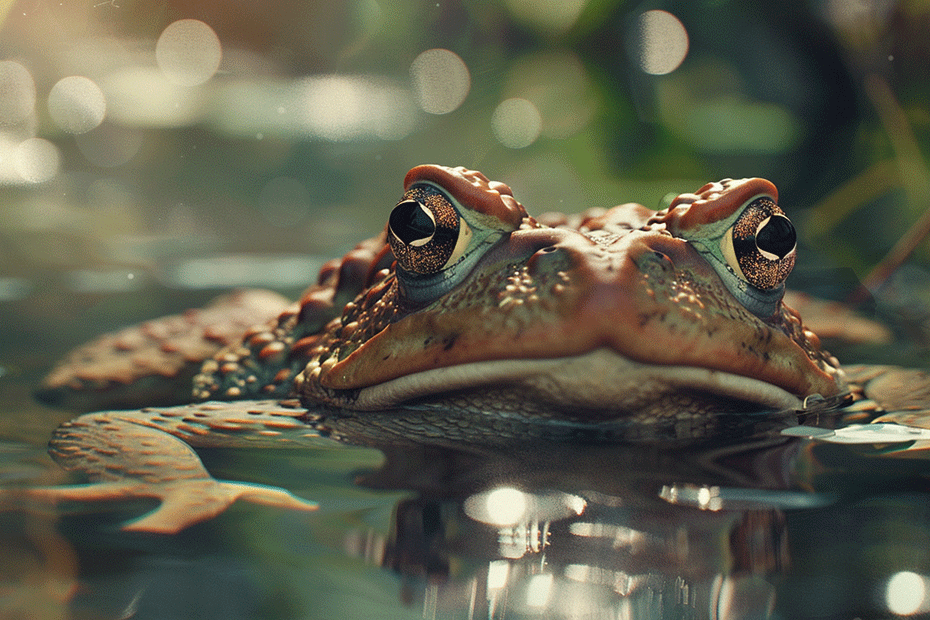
2 288 930 620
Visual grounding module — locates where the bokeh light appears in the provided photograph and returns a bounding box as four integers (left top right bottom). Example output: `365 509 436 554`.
14 138 60 184
464 486 529 526
886 571 927 616
0 60 36 125
633 10 690 75
48 76 107 134
155 19 222 87
492 98 542 148
409 49 471 115
484 487 528 525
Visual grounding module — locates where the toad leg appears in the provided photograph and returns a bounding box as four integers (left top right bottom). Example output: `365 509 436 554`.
27 400 328 533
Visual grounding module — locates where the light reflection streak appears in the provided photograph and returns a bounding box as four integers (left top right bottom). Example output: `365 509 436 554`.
164 255 327 289
212 76 417 142
102 67 207 127
487 560 510 591
660 483 723 510
466 487 586 524
712 574 777 619
568 521 646 550
525 573 553 608
498 520 550 558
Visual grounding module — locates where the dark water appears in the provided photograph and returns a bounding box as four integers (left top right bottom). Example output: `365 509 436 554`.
2 302 930 620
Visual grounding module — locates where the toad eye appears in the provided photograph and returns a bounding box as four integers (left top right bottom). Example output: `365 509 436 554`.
388 186 472 275
722 197 796 291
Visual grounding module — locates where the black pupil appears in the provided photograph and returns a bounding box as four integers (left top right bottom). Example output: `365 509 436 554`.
390 200 435 244
756 214 796 259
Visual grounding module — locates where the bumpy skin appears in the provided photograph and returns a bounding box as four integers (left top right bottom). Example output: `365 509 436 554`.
30 165 853 532
36 289 291 411
295 170 840 416
190 234 393 402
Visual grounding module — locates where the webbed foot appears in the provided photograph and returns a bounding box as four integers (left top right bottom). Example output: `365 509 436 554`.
21 478 318 534
12 400 330 532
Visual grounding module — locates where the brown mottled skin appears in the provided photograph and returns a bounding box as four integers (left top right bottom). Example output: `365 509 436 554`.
37 289 292 411
30 165 902 532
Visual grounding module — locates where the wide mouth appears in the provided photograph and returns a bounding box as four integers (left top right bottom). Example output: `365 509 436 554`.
345 348 807 414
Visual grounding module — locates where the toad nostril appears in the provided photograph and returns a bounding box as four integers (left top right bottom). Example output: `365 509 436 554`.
539 246 558 253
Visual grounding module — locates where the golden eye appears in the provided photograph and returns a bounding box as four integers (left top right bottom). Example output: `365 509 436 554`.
721 197 796 291
388 186 472 275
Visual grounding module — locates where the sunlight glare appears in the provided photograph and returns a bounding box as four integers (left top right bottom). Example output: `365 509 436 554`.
464 487 529 526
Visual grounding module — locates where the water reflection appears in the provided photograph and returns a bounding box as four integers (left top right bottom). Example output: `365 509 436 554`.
6 394 930 619
343 434 807 620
